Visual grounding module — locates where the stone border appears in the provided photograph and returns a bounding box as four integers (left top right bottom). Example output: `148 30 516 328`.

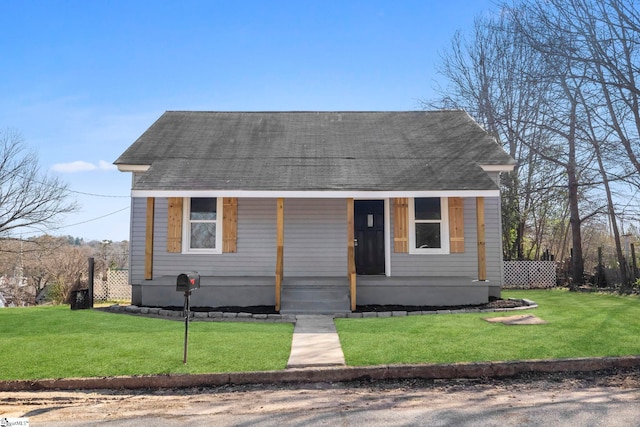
2 356 639 392
102 305 297 323
102 298 538 323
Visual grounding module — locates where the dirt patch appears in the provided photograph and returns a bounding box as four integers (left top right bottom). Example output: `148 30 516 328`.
484 314 547 325
2 367 640 423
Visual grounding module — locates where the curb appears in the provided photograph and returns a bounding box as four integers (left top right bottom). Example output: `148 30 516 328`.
3 356 640 392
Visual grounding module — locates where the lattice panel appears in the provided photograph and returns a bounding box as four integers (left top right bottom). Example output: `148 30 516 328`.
93 270 130 302
503 261 556 288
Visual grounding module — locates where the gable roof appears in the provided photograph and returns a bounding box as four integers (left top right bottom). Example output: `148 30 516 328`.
115 111 514 195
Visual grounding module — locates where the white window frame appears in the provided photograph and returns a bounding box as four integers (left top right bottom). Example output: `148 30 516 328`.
408 197 450 255
182 197 223 254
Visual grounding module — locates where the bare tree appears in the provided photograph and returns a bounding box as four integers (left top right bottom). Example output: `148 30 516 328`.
0 129 77 239
431 1 637 287
506 0 640 285
430 10 565 261
525 0 640 286
21 235 68 301
0 235 66 305
44 244 93 304
531 0 640 177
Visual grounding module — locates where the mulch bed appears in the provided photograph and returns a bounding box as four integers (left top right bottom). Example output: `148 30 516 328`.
151 298 528 315
355 297 527 313
156 305 279 314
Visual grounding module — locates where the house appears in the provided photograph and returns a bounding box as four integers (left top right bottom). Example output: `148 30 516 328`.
115 111 515 313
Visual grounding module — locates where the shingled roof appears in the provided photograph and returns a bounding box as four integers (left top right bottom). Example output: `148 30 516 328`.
115 111 514 193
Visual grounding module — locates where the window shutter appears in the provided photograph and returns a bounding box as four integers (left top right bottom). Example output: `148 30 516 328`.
448 197 465 253
223 197 238 253
167 197 183 253
394 198 409 253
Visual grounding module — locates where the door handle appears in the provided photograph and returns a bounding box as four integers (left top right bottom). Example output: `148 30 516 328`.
354 239 358 247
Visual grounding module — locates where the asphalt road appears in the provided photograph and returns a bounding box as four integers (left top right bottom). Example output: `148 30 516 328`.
3 372 640 426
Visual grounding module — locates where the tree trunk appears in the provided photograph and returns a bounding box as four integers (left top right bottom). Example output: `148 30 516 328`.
565 89 584 288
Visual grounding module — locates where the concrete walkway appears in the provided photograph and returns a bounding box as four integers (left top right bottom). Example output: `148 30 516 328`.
287 315 345 368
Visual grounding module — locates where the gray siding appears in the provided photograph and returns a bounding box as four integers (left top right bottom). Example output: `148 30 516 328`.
150 198 277 276
283 199 347 276
390 197 503 285
130 197 147 285
484 196 503 285
131 196 503 282
130 198 348 282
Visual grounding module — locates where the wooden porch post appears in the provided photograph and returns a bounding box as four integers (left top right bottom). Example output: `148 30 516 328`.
347 198 356 311
476 197 487 281
275 198 284 311
144 197 155 280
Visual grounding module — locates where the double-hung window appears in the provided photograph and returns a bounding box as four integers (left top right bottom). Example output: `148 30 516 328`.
183 197 222 254
409 197 450 254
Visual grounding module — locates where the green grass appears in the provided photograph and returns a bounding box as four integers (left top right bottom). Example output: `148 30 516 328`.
0 306 293 380
3 290 639 380
335 289 640 366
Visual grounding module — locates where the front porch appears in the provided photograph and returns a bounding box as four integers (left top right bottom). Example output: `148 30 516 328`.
135 274 489 313
137 195 494 312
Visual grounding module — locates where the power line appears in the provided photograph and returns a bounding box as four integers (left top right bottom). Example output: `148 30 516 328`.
47 206 130 230
15 172 130 198
67 188 129 198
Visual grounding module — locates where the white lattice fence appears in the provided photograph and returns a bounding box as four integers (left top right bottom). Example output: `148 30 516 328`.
503 261 557 288
93 269 130 301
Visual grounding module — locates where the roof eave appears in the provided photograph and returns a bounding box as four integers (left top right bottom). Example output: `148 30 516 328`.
129 189 501 199
117 164 151 173
480 164 515 172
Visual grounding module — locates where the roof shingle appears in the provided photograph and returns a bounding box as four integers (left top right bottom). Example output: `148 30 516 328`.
115 111 514 192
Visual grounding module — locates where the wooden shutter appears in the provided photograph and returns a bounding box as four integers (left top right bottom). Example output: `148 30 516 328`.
222 197 238 253
448 197 465 253
167 197 183 253
393 198 409 253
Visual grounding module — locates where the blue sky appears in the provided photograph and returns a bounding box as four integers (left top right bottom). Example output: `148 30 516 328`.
1 0 494 242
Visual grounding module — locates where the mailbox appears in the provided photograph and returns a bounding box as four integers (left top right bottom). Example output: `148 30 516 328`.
176 272 200 292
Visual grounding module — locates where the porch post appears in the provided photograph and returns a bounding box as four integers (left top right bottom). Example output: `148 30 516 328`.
145 197 155 280
347 198 356 311
476 197 487 281
275 198 284 311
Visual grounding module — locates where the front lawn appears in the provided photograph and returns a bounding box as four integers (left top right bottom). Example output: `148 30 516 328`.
335 289 640 366
0 306 293 380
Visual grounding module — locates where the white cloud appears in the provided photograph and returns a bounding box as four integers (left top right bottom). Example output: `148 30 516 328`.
98 160 117 171
52 161 96 173
52 160 117 173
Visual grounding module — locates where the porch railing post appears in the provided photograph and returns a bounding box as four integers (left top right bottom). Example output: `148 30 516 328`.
347 198 356 311
476 197 486 281
275 198 284 311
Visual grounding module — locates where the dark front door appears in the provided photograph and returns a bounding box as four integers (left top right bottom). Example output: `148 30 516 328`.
354 200 385 275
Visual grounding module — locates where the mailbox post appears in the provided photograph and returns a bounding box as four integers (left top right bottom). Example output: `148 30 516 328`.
176 272 200 364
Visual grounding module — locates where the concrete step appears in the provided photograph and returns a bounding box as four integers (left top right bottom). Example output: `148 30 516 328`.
282 277 347 287
280 282 350 314
282 288 348 300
